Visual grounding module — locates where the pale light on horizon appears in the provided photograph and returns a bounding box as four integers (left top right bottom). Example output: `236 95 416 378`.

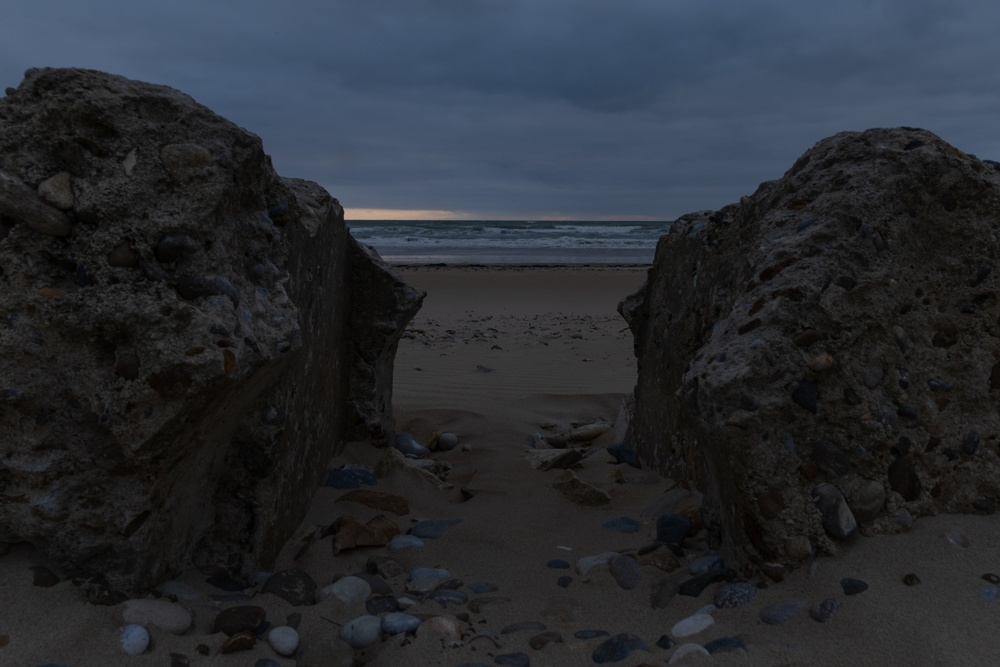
347 207 668 221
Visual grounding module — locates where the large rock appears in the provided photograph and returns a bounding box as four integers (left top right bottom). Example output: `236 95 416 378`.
0 68 422 590
622 127 1000 574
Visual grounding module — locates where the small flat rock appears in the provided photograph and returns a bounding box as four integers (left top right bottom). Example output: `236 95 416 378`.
577 552 619 576
713 582 756 608
840 578 869 595
810 597 843 623
418 614 464 640
526 448 584 471
655 514 692 544
214 605 266 636
606 444 641 468
220 630 255 654
811 483 857 540
430 589 468 606
119 624 149 656
262 569 316 606
609 554 643 590
267 626 299 657
704 637 747 655
495 653 530 667
388 534 425 551
568 422 611 441
656 634 676 649
502 621 547 635
337 489 410 515
318 576 371 605
382 612 422 635
669 643 711 664
326 468 377 489
340 615 382 648
557 575 573 588
123 599 193 634
759 601 804 625
412 518 463 538
528 631 563 650
547 559 571 569
366 595 399 614
602 517 641 534
592 633 647 663
671 613 714 638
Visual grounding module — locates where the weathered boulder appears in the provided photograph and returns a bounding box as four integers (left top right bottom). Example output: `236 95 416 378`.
622 127 1000 574
0 67 422 590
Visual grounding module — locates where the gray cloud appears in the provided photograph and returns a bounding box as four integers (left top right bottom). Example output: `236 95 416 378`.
3 0 1000 218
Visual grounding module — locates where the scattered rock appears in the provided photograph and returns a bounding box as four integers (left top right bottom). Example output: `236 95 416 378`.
840 578 869 595
318 576 371 605
495 653 531 667
381 612 422 635
502 622 547 635
577 552 619 576
655 514 692 544
393 432 430 458
119 624 150 656
526 448 584 471
903 573 921 586
339 615 382 649
591 633 647 663
262 569 317 606
267 626 299 657
713 582 756 608
810 597 843 623
552 470 612 505
609 554 643 590
388 535 425 551
671 612 714 638
219 630 255 654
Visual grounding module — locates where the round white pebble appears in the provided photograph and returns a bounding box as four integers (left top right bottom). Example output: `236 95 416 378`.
671 612 715 638
339 615 382 649
119 623 149 656
267 625 300 656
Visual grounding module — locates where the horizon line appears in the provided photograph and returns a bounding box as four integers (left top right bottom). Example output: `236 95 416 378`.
346 207 670 222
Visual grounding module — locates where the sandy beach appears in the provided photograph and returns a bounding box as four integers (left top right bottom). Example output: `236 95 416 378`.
2 264 1000 666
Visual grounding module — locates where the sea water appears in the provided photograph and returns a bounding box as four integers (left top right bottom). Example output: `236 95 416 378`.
346 220 673 265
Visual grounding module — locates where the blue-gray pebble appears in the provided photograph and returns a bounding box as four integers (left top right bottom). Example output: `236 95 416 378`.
602 517 641 534
840 578 869 595
592 633 647 663
494 653 530 667
546 559 570 569
759 601 804 625
704 637 747 654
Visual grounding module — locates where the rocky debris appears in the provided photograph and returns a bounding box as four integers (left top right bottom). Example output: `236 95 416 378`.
0 67 422 591
551 470 612 505
622 127 1000 574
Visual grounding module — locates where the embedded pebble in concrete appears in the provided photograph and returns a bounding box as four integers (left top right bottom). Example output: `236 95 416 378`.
546 559 570 569
812 483 857 539
591 633 647 663
340 615 382 648
606 444 641 468
810 598 843 622
704 637 747 655
119 624 150 656
412 519 463 538
494 653 530 667
382 612 423 635
576 552 618 576
759 601 804 625
602 517 641 534
671 612 714 638
841 577 869 595
388 535 425 551
714 582 756 608
609 554 643 590
267 626 299 657
689 555 723 574
655 514 692 544
502 621 547 635
669 643 711 664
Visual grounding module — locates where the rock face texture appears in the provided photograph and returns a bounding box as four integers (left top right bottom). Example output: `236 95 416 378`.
622 127 1000 573
0 68 422 590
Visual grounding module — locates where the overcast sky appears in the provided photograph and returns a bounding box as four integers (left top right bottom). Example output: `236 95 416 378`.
3 1 1000 220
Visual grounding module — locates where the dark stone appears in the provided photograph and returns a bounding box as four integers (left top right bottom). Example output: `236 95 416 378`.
574 630 610 640
606 444 641 468
546 559 570 569
897 405 917 419
206 575 247 592
793 329 825 347
602 517 641 533
834 275 856 290
791 380 819 412
591 633 647 664
713 582 757 608
887 457 922 501
556 575 572 588
325 468 377 489
655 514 692 544
678 568 735 597
704 637 747 655
970 264 992 287
973 497 997 514
170 653 191 667
155 232 198 263
261 568 316 606
840 578 869 595
843 386 862 405
759 601 804 624
366 595 398 614
982 573 1000 584
902 573 921 586
219 630 254 654
809 597 843 622
527 631 563 650
214 605 266 636
963 430 980 455
928 379 955 391
656 634 676 649
811 440 852 476
30 565 59 587
494 653 530 667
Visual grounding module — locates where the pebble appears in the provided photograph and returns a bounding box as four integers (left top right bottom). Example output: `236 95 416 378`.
606 444 641 468
671 612 714 638
983 573 1000 584
792 379 820 412
388 534 425 551
412 519 463 538
689 555 723 574
220 630 254 654
979 587 999 601
214 605 266 636
528 631 563 649
495 653 530 667
656 634 676 649
759 601 804 625
809 597 843 623
714 582 756 608
609 554 643 590
119 624 150 656
255 660 282 667
656 514 692 544
669 643 711 664
340 615 382 648
30 566 59 587
410 567 450 580
318 576 372 605
430 589 469 606
704 637 747 654
326 467 377 489
902 573 921 586
591 633 647 663
574 629 610 639
811 483 857 539
602 517 641 534
678 568 733 597
438 432 460 450
547 559 571 569
945 530 970 548
394 432 430 458
122 599 193 634
382 612 423 635
650 577 679 609
366 595 399 614
267 626 299 656
261 568 317 606
576 551 618 576
841 577 869 595
556 576 573 588
502 621 547 634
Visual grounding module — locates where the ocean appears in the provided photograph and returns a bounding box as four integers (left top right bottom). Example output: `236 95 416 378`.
346 220 673 265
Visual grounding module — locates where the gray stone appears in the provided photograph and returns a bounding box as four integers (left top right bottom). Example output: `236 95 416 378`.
713 582 756 608
0 68 423 591
339 615 382 648
759 601 804 625
622 127 1000 571
670 612 714 638
266 626 299 657
608 554 642 590
381 612 422 635
812 484 858 540
119 624 150 656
